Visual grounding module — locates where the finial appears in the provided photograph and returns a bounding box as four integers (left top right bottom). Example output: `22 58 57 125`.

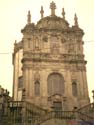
50 1 56 16
27 10 31 24
74 13 78 27
40 6 44 19
62 8 65 19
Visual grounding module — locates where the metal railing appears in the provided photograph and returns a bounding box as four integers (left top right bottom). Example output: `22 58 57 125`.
8 101 23 108
25 101 46 115
0 101 94 124
78 103 94 118
35 111 76 124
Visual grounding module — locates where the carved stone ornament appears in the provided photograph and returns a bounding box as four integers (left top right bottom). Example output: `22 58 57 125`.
71 72 77 79
61 38 66 43
43 36 48 42
48 94 62 102
34 71 40 80
70 64 78 72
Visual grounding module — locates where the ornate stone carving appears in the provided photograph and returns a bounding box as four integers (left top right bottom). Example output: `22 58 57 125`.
50 36 59 54
34 71 40 81
14 41 23 53
77 65 86 71
70 64 78 72
61 38 66 43
68 43 75 53
48 94 63 102
42 36 48 42
71 72 77 79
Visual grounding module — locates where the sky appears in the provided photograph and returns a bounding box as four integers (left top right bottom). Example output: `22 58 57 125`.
0 0 94 102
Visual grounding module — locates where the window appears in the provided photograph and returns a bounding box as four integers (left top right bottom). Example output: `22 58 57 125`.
47 73 64 96
35 81 40 96
72 81 77 96
53 102 62 111
18 76 23 89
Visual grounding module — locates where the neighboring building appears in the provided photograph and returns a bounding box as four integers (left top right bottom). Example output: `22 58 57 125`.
12 1 90 112
0 85 11 103
0 85 11 116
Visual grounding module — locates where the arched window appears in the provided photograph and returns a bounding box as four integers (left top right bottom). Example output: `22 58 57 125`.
47 73 64 96
35 81 40 96
72 81 77 97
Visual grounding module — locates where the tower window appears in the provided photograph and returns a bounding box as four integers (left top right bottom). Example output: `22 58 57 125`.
35 81 40 96
72 81 77 97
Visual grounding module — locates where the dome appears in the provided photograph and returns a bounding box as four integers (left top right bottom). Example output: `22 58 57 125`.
36 16 69 30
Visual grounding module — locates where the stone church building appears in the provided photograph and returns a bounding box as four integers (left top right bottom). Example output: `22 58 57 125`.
4 1 93 125
13 1 89 110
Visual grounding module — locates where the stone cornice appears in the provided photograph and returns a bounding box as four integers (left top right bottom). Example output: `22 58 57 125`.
22 61 86 71
22 58 86 65
22 53 86 65
21 24 84 35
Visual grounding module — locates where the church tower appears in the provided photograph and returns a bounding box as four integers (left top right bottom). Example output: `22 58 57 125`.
12 2 90 111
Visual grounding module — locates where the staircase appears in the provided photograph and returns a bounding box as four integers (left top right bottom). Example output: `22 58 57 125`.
78 103 94 118
0 101 94 125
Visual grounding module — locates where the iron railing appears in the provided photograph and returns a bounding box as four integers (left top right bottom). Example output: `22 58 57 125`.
0 101 94 125
78 103 94 118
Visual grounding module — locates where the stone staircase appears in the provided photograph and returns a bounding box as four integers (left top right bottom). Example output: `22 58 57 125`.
0 101 94 125
78 103 94 118
34 111 94 125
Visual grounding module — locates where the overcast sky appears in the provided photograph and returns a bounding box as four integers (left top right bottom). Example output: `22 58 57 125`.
0 0 94 102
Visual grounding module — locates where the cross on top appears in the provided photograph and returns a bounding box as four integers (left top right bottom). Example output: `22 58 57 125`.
50 1 56 16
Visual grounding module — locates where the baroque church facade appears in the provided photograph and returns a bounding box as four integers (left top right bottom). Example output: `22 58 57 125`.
13 1 90 111
0 2 94 125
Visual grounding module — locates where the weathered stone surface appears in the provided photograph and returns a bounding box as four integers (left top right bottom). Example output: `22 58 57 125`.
12 1 90 113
